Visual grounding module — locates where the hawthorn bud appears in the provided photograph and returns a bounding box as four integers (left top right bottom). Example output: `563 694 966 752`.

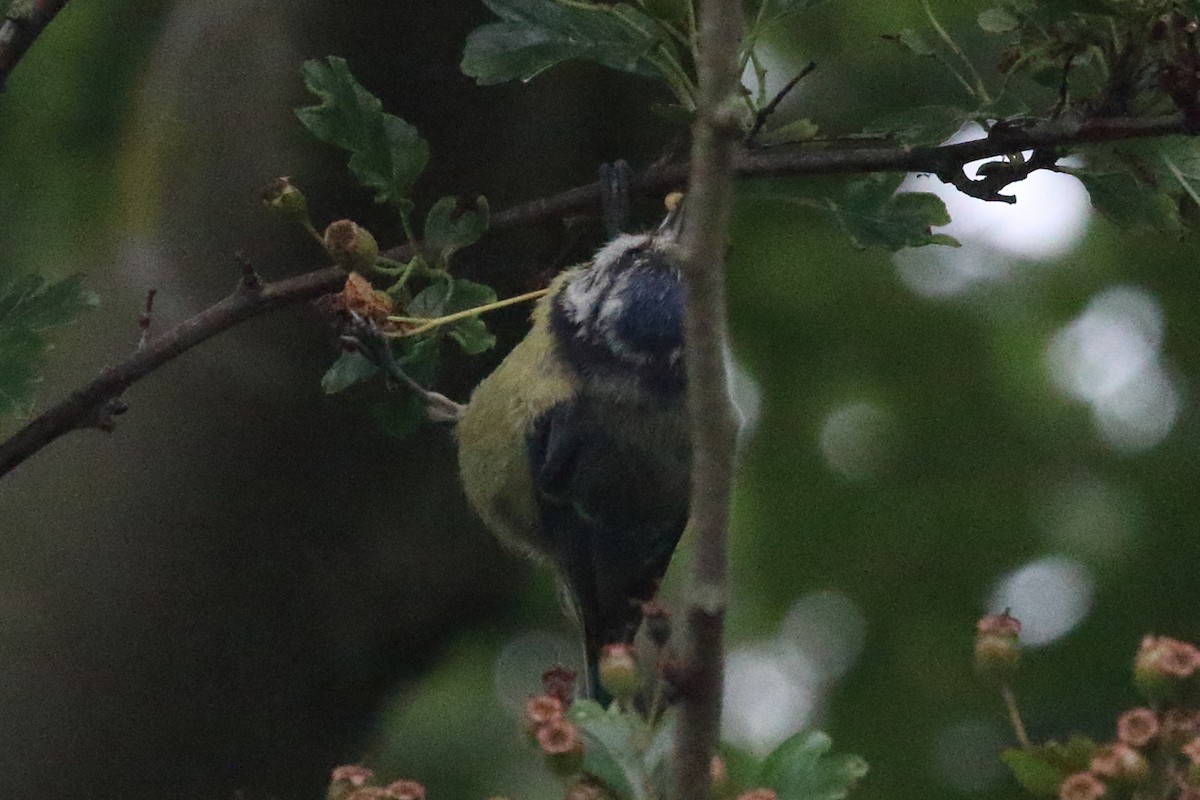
1090 743 1149 784
598 643 640 701
524 694 564 734
974 612 1021 681
325 219 379 271
1133 636 1200 704
329 765 375 800
542 664 577 707
383 780 426 800
1117 708 1160 748
537 718 584 776
1058 771 1106 800
261 176 308 219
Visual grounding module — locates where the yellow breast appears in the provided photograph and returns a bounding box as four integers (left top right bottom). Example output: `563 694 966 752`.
455 275 577 561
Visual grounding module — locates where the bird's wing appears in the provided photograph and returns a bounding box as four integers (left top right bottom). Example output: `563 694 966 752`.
527 400 688 687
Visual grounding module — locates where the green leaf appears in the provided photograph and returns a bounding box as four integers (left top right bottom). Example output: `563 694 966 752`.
645 709 677 798
0 274 97 416
296 56 429 208
828 174 961 250
758 118 820 146
424 195 490 263
372 337 441 439
760 731 868 800
461 0 676 85
978 7 1019 32
1001 737 1099 796
406 278 497 356
893 28 935 56
568 700 650 800
862 105 968 146
758 0 835 26
1069 170 1182 233
320 351 379 394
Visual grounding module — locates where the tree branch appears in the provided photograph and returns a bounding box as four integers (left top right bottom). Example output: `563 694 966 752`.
2 110 1195 481
0 267 345 479
671 0 743 798
0 0 70 91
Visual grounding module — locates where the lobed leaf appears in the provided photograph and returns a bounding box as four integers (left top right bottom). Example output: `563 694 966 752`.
1001 736 1099 796
0 274 97 416
760 730 869 800
424 196 490 263
568 700 650 800
461 0 676 85
828 174 960 250
296 56 429 208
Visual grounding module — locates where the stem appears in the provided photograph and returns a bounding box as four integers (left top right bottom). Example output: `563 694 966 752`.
1001 682 1032 749
302 218 324 246
671 0 743 798
385 288 549 337
921 0 992 105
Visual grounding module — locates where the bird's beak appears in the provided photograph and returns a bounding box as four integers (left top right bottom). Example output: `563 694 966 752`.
656 191 686 242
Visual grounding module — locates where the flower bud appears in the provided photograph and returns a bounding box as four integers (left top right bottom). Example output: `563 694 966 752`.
325 219 380 271
1058 772 1106 800
1163 710 1200 745
261 177 308 219
1117 708 1159 748
974 612 1021 681
542 664 577 707
329 765 375 800
1133 636 1200 704
537 718 584 776
524 694 564 734
383 780 426 800
598 643 640 701
1089 743 1148 784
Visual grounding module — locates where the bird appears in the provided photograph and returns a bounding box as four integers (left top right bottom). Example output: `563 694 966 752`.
455 199 691 699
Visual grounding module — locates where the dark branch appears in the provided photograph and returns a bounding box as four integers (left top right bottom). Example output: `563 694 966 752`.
0 0 70 91
2 110 1196 481
0 267 345 479
448 111 1194 242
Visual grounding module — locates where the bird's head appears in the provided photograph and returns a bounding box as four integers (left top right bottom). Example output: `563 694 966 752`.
548 201 685 401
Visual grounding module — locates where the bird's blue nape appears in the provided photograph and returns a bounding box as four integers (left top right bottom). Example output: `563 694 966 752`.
610 266 684 356
550 244 685 399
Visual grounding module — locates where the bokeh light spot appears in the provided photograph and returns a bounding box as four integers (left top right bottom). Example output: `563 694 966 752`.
722 645 818 756
819 401 897 481
493 630 581 716
780 589 868 681
988 556 1094 647
1045 285 1179 452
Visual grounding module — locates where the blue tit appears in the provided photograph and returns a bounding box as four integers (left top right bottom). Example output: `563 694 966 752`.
456 206 690 698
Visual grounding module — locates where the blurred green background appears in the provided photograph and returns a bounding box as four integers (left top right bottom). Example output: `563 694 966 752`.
2 1 1198 799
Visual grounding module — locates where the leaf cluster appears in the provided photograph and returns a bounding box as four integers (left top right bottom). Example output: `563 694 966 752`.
292 57 499 437
0 274 97 419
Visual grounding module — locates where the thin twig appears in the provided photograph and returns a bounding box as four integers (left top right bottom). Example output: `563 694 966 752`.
136 289 157 351
1 110 1197 480
1001 682 1032 749
0 0 70 91
746 60 817 148
0 267 346 479
671 0 743 797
